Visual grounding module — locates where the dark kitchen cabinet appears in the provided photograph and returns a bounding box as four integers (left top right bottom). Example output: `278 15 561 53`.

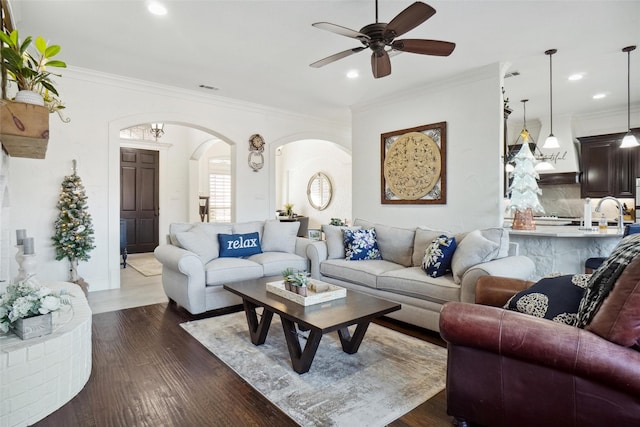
579 129 640 198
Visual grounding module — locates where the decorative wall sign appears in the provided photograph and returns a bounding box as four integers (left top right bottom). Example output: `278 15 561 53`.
248 133 265 172
381 122 446 204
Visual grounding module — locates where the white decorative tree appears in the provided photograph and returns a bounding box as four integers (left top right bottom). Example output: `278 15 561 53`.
508 143 545 230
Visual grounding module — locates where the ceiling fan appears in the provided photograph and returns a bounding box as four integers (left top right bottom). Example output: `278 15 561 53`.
310 1 455 79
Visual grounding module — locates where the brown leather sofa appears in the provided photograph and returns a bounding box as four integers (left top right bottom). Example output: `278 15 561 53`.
439 266 640 427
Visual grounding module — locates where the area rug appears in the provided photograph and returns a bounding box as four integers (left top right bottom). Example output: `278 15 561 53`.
181 312 447 426
126 253 162 276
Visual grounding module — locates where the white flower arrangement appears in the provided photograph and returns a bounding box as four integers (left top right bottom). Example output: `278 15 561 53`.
0 277 71 333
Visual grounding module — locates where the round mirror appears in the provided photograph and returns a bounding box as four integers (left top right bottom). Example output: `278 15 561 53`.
307 172 333 211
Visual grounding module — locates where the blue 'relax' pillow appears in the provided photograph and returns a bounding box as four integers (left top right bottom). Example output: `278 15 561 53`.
422 235 457 278
504 274 590 325
343 228 382 261
218 232 262 258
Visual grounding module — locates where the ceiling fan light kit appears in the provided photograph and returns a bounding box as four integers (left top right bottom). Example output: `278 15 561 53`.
310 1 455 79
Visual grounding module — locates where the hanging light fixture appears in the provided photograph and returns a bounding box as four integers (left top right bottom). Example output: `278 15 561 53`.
620 45 638 148
150 123 165 140
511 99 554 171
543 49 560 149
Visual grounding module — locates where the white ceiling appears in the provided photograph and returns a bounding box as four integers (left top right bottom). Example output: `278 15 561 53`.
9 0 640 124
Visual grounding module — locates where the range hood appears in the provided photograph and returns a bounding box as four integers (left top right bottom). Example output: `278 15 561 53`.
538 172 582 185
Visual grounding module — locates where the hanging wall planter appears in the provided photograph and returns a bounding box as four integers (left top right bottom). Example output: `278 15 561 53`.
14 90 45 106
0 100 49 158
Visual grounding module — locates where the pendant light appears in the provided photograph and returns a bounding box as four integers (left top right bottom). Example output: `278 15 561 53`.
543 49 560 149
515 99 554 171
620 45 638 148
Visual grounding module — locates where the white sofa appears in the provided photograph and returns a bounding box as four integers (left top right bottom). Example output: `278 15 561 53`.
306 219 535 332
154 220 313 314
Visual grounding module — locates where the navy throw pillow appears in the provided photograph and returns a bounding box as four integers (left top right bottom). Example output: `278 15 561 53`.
504 274 590 325
343 228 382 261
422 235 457 278
218 232 262 258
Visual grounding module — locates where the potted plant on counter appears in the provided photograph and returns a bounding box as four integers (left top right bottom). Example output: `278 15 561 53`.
0 29 67 113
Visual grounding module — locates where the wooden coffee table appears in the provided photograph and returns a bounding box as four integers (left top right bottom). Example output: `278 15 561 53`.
224 278 401 374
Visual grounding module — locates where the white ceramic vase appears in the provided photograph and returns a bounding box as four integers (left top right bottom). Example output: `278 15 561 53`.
15 90 45 106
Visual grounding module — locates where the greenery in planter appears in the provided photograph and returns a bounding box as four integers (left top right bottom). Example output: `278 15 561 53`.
0 29 67 112
329 218 345 226
0 277 71 334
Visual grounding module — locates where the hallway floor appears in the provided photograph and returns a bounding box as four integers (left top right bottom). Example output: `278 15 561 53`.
87 252 167 314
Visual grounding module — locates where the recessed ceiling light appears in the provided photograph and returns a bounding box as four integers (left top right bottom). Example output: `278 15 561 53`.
592 93 607 99
346 70 359 79
568 73 583 81
147 1 167 15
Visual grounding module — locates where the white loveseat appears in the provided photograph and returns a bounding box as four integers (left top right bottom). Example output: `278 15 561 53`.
154 220 313 314
306 219 535 332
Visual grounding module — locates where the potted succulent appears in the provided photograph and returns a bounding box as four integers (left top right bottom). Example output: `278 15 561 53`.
290 271 310 297
0 29 67 112
281 268 295 291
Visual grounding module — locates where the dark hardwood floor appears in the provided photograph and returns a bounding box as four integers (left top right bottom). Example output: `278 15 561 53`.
34 302 453 427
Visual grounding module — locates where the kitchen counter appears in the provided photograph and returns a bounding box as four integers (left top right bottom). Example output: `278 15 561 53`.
508 226 623 280
509 225 624 238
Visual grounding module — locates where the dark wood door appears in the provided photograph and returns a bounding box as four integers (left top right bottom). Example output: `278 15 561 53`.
120 148 159 254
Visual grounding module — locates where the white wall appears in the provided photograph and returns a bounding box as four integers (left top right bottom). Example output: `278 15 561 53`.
6 67 349 291
275 140 352 229
351 63 504 232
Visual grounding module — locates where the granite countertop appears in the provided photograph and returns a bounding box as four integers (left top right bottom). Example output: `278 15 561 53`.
508 225 624 237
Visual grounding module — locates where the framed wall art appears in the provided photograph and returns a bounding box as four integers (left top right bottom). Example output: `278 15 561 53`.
380 122 447 204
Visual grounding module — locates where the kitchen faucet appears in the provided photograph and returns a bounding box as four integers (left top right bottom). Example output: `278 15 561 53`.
595 196 624 232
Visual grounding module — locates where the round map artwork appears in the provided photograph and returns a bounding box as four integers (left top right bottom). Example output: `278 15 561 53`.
383 131 441 200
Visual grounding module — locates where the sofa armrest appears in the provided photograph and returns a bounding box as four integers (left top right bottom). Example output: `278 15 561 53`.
294 237 313 259
440 302 640 396
475 276 535 306
306 240 328 279
154 244 203 277
459 255 535 303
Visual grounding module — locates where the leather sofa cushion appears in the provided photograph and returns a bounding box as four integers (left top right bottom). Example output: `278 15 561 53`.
354 219 415 267
320 259 403 289
587 256 640 349
204 257 263 286
378 267 460 303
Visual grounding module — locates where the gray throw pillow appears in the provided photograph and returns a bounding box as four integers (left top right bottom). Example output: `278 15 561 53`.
261 220 299 253
322 224 361 259
451 229 500 284
174 223 233 263
354 219 414 267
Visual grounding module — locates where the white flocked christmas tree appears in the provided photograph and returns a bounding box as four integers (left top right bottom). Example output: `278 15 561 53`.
508 143 544 229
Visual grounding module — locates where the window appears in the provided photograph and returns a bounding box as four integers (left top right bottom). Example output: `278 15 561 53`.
208 158 231 222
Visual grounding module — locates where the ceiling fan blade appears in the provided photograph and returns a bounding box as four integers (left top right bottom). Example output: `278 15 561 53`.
371 50 391 79
310 47 366 68
312 22 369 40
391 39 456 56
385 2 436 38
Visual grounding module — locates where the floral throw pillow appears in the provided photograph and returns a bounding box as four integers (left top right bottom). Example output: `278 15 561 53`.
422 235 457 278
343 228 382 261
